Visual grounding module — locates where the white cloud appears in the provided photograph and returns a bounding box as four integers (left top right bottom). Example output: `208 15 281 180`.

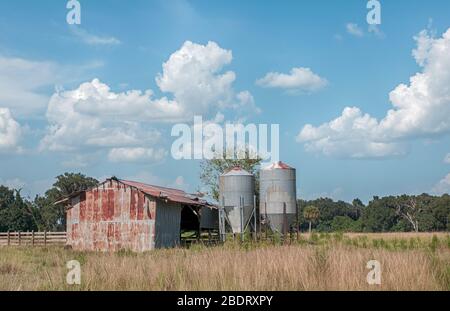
156 40 258 115
108 147 167 163
49 78 185 123
0 108 21 153
432 173 450 195
346 23 364 37
298 107 408 158
0 56 61 116
298 28 450 158
234 91 261 116
256 67 328 93
0 55 103 117
40 41 257 163
70 26 121 46
444 153 450 164
40 78 170 153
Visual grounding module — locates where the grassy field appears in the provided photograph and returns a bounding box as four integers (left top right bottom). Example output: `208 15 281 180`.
0 232 449 291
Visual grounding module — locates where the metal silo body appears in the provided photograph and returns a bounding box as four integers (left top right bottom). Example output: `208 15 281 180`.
260 161 297 233
219 167 255 233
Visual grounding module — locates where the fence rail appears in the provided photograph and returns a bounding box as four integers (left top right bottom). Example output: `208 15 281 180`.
0 231 67 246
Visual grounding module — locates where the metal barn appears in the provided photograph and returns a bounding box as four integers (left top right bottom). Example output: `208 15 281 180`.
64 178 217 252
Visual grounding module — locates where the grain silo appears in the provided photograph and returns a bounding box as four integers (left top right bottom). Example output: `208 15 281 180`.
219 167 255 234
260 161 297 233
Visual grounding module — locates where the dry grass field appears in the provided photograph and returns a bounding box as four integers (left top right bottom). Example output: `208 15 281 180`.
0 232 449 291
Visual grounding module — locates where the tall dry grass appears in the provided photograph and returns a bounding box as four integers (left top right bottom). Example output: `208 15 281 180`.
0 233 449 291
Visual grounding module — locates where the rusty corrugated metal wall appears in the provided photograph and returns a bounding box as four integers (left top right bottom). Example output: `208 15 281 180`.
66 179 157 252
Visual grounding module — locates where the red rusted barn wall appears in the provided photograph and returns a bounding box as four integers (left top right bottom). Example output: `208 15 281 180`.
66 179 157 252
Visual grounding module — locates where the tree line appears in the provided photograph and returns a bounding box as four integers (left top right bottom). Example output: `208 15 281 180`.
0 173 98 232
298 195 450 233
199 152 450 233
1 171 449 233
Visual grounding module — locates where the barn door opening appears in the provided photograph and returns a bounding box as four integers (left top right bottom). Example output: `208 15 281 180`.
180 205 200 245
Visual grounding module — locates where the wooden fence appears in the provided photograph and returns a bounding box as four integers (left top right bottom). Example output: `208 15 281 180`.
0 231 67 246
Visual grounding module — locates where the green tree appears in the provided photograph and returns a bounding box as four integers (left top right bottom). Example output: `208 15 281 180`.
0 186 39 231
35 173 98 231
362 196 398 232
199 148 261 202
429 194 450 231
303 205 320 233
352 198 365 219
331 216 363 232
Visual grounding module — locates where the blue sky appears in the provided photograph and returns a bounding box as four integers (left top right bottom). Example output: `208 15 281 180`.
0 0 449 203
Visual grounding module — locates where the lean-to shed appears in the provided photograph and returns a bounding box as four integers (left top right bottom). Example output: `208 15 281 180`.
64 177 217 252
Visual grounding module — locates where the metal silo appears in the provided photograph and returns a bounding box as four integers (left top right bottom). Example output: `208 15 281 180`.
219 167 255 234
260 161 297 233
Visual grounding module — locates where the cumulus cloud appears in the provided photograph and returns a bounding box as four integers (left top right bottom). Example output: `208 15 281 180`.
0 56 61 116
40 79 165 154
256 67 328 93
70 26 121 46
40 41 257 163
298 28 450 158
108 147 167 163
346 23 364 37
432 173 450 195
156 41 257 114
0 108 22 153
298 107 408 158
49 78 185 124
0 55 103 117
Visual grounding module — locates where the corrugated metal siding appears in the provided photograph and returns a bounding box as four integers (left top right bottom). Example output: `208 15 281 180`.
219 167 255 233
260 162 297 232
66 179 156 252
200 207 219 229
155 201 181 248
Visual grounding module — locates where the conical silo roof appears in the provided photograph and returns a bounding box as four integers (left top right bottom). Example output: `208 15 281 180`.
221 166 253 176
261 161 293 170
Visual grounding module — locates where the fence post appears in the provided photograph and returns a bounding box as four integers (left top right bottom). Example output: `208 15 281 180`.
7 230 10 246
18 231 21 246
296 201 299 241
32 230 35 246
253 195 257 242
44 231 47 246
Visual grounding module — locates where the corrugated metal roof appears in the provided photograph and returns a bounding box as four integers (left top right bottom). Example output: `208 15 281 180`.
118 179 206 206
261 161 293 170
62 177 213 208
221 166 253 176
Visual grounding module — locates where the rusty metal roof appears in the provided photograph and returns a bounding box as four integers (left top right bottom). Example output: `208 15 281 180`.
60 177 214 208
261 161 294 170
117 179 209 206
